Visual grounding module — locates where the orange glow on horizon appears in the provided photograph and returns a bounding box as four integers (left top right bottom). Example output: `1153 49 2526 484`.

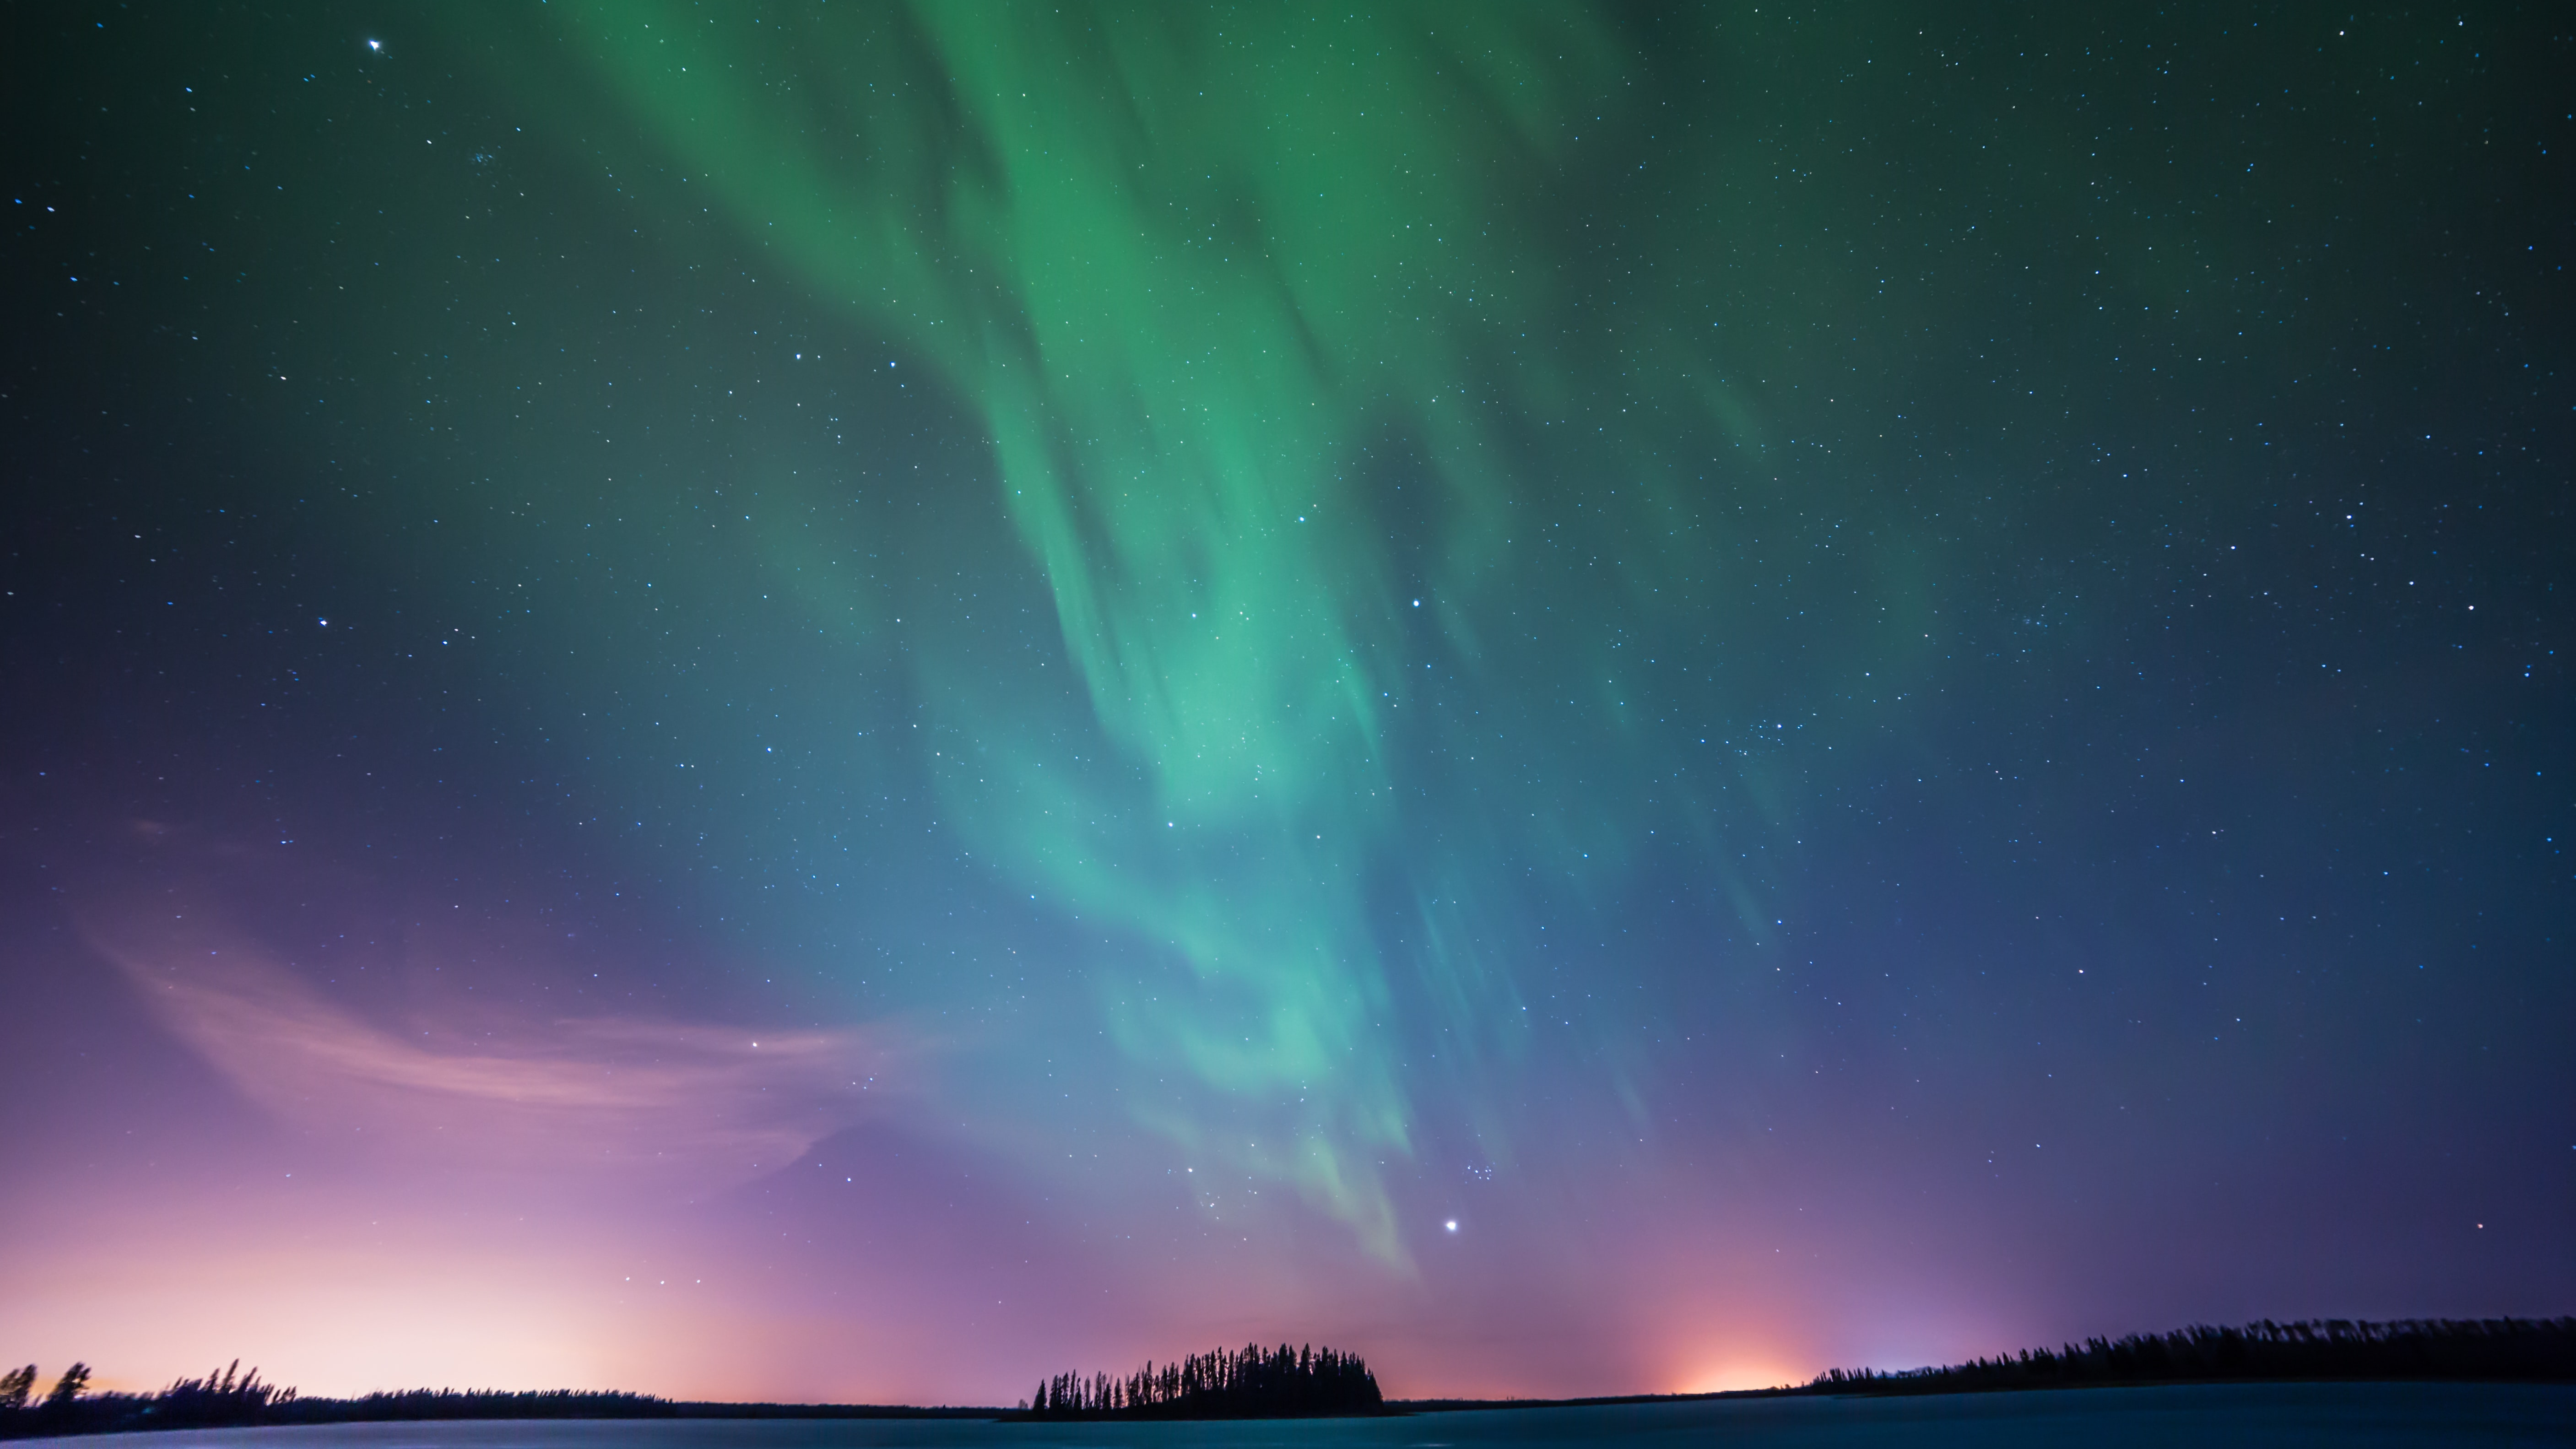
1674 1359 1806 1394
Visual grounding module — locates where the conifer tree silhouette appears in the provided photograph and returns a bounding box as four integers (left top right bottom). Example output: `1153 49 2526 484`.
1020 1341 1383 1419
45 1362 92 1408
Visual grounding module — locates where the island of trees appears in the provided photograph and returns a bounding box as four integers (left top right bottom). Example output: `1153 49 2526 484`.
0 1362 986 1440
1013 1341 1384 1419
1798 1316 2576 1396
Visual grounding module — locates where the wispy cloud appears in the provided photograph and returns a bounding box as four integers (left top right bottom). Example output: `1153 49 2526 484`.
86 906 904 1188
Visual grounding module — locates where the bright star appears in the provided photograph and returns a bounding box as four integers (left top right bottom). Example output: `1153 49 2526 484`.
366 38 381 51
1444 1219 1458 1233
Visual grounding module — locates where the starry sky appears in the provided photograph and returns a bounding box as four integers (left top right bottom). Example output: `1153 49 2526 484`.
3 0 2568 1407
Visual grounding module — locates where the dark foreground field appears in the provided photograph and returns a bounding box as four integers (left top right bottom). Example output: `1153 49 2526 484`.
14 1382 2574 1448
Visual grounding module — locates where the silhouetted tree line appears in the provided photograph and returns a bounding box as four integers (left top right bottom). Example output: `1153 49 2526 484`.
1013 1341 1384 1419
0 1360 989 1440
0 1359 296 1438
7 1316 2557 1437
1804 1317 2576 1395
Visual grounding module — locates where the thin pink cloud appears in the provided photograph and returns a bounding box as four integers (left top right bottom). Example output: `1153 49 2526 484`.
87 910 908 1189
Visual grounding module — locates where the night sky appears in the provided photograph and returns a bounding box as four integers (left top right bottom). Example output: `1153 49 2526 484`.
3 0 2569 1407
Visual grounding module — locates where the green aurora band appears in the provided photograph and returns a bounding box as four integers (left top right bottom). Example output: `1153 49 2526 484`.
4 0 2555 1393
525 2 1868 1260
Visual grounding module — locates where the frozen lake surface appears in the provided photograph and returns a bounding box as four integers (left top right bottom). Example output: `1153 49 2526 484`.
27 1384 2576 1449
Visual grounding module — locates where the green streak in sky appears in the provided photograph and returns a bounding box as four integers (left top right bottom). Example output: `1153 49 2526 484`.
546 2 1719 1260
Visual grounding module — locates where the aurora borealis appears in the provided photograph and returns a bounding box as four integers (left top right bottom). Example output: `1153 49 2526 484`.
3 0 2568 1407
